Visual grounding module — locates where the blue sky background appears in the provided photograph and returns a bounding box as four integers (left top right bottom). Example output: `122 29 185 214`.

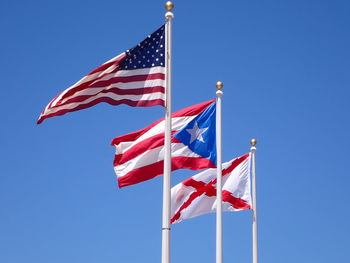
1 0 349 262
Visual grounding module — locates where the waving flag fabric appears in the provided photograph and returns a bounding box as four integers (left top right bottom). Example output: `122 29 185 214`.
37 25 166 124
111 100 216 188
171 153 251 224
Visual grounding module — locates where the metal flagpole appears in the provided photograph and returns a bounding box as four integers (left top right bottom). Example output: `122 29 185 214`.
162 2 174 263
250 139 258 263
216 81 223 263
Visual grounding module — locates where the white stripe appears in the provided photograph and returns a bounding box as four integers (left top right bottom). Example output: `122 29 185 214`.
51 53 126 107
115 142 201 178
42 91 165 116
51 66 165 107
83 66 165 88
56 79 166 106
82 66 165 91
137 115 195 143
114 115 197 154
115 66 165 77
111 78 165 90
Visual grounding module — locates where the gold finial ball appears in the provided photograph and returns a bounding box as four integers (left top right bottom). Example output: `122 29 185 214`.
250 138 257 146
216 81 223 90
165 1 174 11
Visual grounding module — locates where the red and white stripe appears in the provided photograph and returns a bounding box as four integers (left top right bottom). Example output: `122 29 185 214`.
170 153 251 224
37 53 165 124
111 100 216 188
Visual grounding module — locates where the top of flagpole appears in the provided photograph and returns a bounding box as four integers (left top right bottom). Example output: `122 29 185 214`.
165 1 174 18
250 138 257 151
165 1 174 11
216 81 223 97
250 138 257 146
216 81 223 90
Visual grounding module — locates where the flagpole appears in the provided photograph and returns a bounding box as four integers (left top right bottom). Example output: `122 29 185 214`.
216 81 223 263
250 139 258 263
162 2 174 263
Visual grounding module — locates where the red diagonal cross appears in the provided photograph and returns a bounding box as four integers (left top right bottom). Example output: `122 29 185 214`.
170 153 251 224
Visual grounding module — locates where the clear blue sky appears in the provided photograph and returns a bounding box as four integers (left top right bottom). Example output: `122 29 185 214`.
1 0 349 262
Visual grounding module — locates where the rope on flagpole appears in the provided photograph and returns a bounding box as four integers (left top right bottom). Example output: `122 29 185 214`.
250 139 258 263
162 2 174 263
216 81 223 263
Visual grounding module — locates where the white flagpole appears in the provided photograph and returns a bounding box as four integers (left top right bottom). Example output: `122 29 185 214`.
216 81 223 263
162 2 174 263
250 139 258 263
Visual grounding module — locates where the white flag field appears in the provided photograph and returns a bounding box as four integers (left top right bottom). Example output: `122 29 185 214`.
171 153 252 224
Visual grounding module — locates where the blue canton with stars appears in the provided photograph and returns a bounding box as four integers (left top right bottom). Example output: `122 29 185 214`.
119 25 165 70
174 102 217 166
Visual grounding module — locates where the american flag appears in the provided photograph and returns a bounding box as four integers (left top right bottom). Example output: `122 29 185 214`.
37 25 166 124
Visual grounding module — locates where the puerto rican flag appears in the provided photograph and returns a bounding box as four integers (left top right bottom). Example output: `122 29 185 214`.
111 100 217 188
171 153 251 224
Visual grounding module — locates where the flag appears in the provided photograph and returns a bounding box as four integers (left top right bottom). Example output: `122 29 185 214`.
37 25 166 124
111 100 217 188
170 153 251 224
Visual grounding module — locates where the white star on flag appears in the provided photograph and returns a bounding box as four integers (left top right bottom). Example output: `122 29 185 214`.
186 121 209 144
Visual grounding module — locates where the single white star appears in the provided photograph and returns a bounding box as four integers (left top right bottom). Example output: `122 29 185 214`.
186 121 208 144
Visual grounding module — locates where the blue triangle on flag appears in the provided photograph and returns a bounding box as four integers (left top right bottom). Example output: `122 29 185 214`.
174 102 217 166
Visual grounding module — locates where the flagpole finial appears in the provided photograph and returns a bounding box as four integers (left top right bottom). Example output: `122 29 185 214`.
216 81 223 90
165 1 174 11
250 138 257 146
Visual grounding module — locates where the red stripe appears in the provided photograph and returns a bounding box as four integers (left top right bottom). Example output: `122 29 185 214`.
37 97 164 124
59 55 126 101
47 93 61 110
57 72 165 105
172 99 215 118
222 190 251 210
110 100 215 144
117 156 215 188
87 73 165 88
172 155 215 171
114 132 178 166
118 160 164 187
55 86 165 108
